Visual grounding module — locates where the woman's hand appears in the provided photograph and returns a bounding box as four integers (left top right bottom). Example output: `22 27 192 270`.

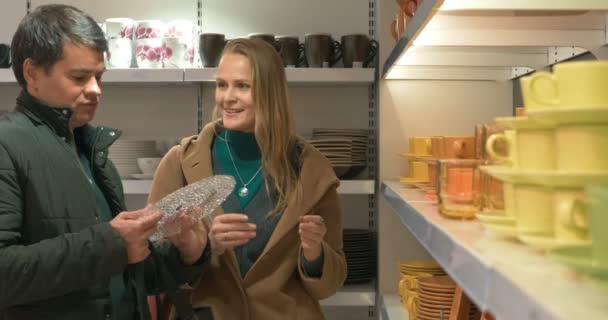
164 207 208 266
299 215 327 261
209 213 256 255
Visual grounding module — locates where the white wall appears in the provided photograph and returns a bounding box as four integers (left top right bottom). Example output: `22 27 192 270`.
0 86 21 111
202 0 368 40
31 0 198 22
377 0 514 294
0 1 26 44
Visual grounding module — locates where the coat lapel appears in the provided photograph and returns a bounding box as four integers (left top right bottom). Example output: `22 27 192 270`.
243 144 338 286
180 122 243 282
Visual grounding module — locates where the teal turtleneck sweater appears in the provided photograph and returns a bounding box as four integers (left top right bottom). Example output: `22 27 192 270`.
212 129 324 278
213 130 263 208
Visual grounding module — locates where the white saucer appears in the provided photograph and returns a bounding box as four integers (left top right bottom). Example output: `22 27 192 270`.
130 173 154 180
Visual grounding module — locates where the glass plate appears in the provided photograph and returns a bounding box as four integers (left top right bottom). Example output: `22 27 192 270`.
149 175 235 241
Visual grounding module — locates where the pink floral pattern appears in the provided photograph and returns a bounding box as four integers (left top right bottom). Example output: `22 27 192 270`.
185 48 194 64
161 43 173 59
164 25 185 38
136 26 161 39
136 44 162 61
120 26 133 38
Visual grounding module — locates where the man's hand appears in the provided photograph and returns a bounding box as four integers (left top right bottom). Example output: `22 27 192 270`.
110 206 162 264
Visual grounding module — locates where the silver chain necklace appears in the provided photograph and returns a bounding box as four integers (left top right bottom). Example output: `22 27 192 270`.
224 135 263 197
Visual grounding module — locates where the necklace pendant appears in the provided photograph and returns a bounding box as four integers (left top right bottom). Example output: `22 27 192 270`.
238 186 249 197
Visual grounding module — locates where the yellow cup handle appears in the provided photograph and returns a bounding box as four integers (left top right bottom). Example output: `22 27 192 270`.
485 133 511 163
567 198 589 233
406 294 419 312
527 71 559 107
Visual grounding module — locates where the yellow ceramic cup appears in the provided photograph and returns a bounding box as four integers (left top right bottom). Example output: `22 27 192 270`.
411 161 429 182
569 186 608 264
514 184 554 236
556 124 608 173
553 188 589 242
486 128 555 170
405 290 419 317
411 136 432 156
521 61 608 110
402 272 433 291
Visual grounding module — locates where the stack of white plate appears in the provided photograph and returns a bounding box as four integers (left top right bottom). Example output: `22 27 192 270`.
109 140 159 178
310 128 368 178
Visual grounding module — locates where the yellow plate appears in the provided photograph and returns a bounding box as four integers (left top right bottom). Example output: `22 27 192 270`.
550 245 608 279
527 107 608 125
399 260 441 269
476 210 516 225
494 116 555 129
518 234 590 251
483 221 518 238
480 166 608 187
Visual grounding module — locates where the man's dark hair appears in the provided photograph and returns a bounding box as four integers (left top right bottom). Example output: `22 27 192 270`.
11 4 107 88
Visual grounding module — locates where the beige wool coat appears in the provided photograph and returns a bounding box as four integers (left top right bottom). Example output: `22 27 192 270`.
148 122 348 320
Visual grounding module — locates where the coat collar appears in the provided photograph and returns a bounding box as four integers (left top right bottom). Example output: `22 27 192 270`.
181 121 339 285
16 90 122 152
16 90 74 140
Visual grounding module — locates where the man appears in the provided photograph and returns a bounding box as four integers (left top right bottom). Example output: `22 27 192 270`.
0 4 208 320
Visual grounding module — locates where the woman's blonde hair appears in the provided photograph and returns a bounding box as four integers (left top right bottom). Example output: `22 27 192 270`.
213 38 300 214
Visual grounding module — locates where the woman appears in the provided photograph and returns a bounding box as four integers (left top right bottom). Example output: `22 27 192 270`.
148 38 347 320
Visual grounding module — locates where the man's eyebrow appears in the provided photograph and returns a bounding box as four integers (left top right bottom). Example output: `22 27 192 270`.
68 67 105 74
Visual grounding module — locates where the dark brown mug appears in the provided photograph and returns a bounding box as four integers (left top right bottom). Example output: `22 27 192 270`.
275 36 303 67
0 44 10 68
248 33 276 49
199 33 226 67
304 33 341 68
341 34 378 68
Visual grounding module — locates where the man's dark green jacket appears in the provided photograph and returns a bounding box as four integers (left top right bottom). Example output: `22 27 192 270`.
0 91 202 320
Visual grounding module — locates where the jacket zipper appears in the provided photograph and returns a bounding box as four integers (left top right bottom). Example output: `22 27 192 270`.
65 131 101 222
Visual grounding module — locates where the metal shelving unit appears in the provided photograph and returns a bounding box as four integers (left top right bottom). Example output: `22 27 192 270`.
0 69 16 83
381 180 608 320
122 179 376 195
383 0 608 81
186 68 375 85
321 283 376 307
380 294 409 320
0 68 375 85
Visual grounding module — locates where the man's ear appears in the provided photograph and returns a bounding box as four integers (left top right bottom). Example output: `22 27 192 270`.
23 58 40 90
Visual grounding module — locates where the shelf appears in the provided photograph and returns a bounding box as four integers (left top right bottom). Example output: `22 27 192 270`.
338 180 375 195
185 68 375 85
0 69 16 83
123 179 375 195
381 180 608 320
381 294 410 320
103 69 184 83
383 0 608 80
320 283 376 307
0 68 374 85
